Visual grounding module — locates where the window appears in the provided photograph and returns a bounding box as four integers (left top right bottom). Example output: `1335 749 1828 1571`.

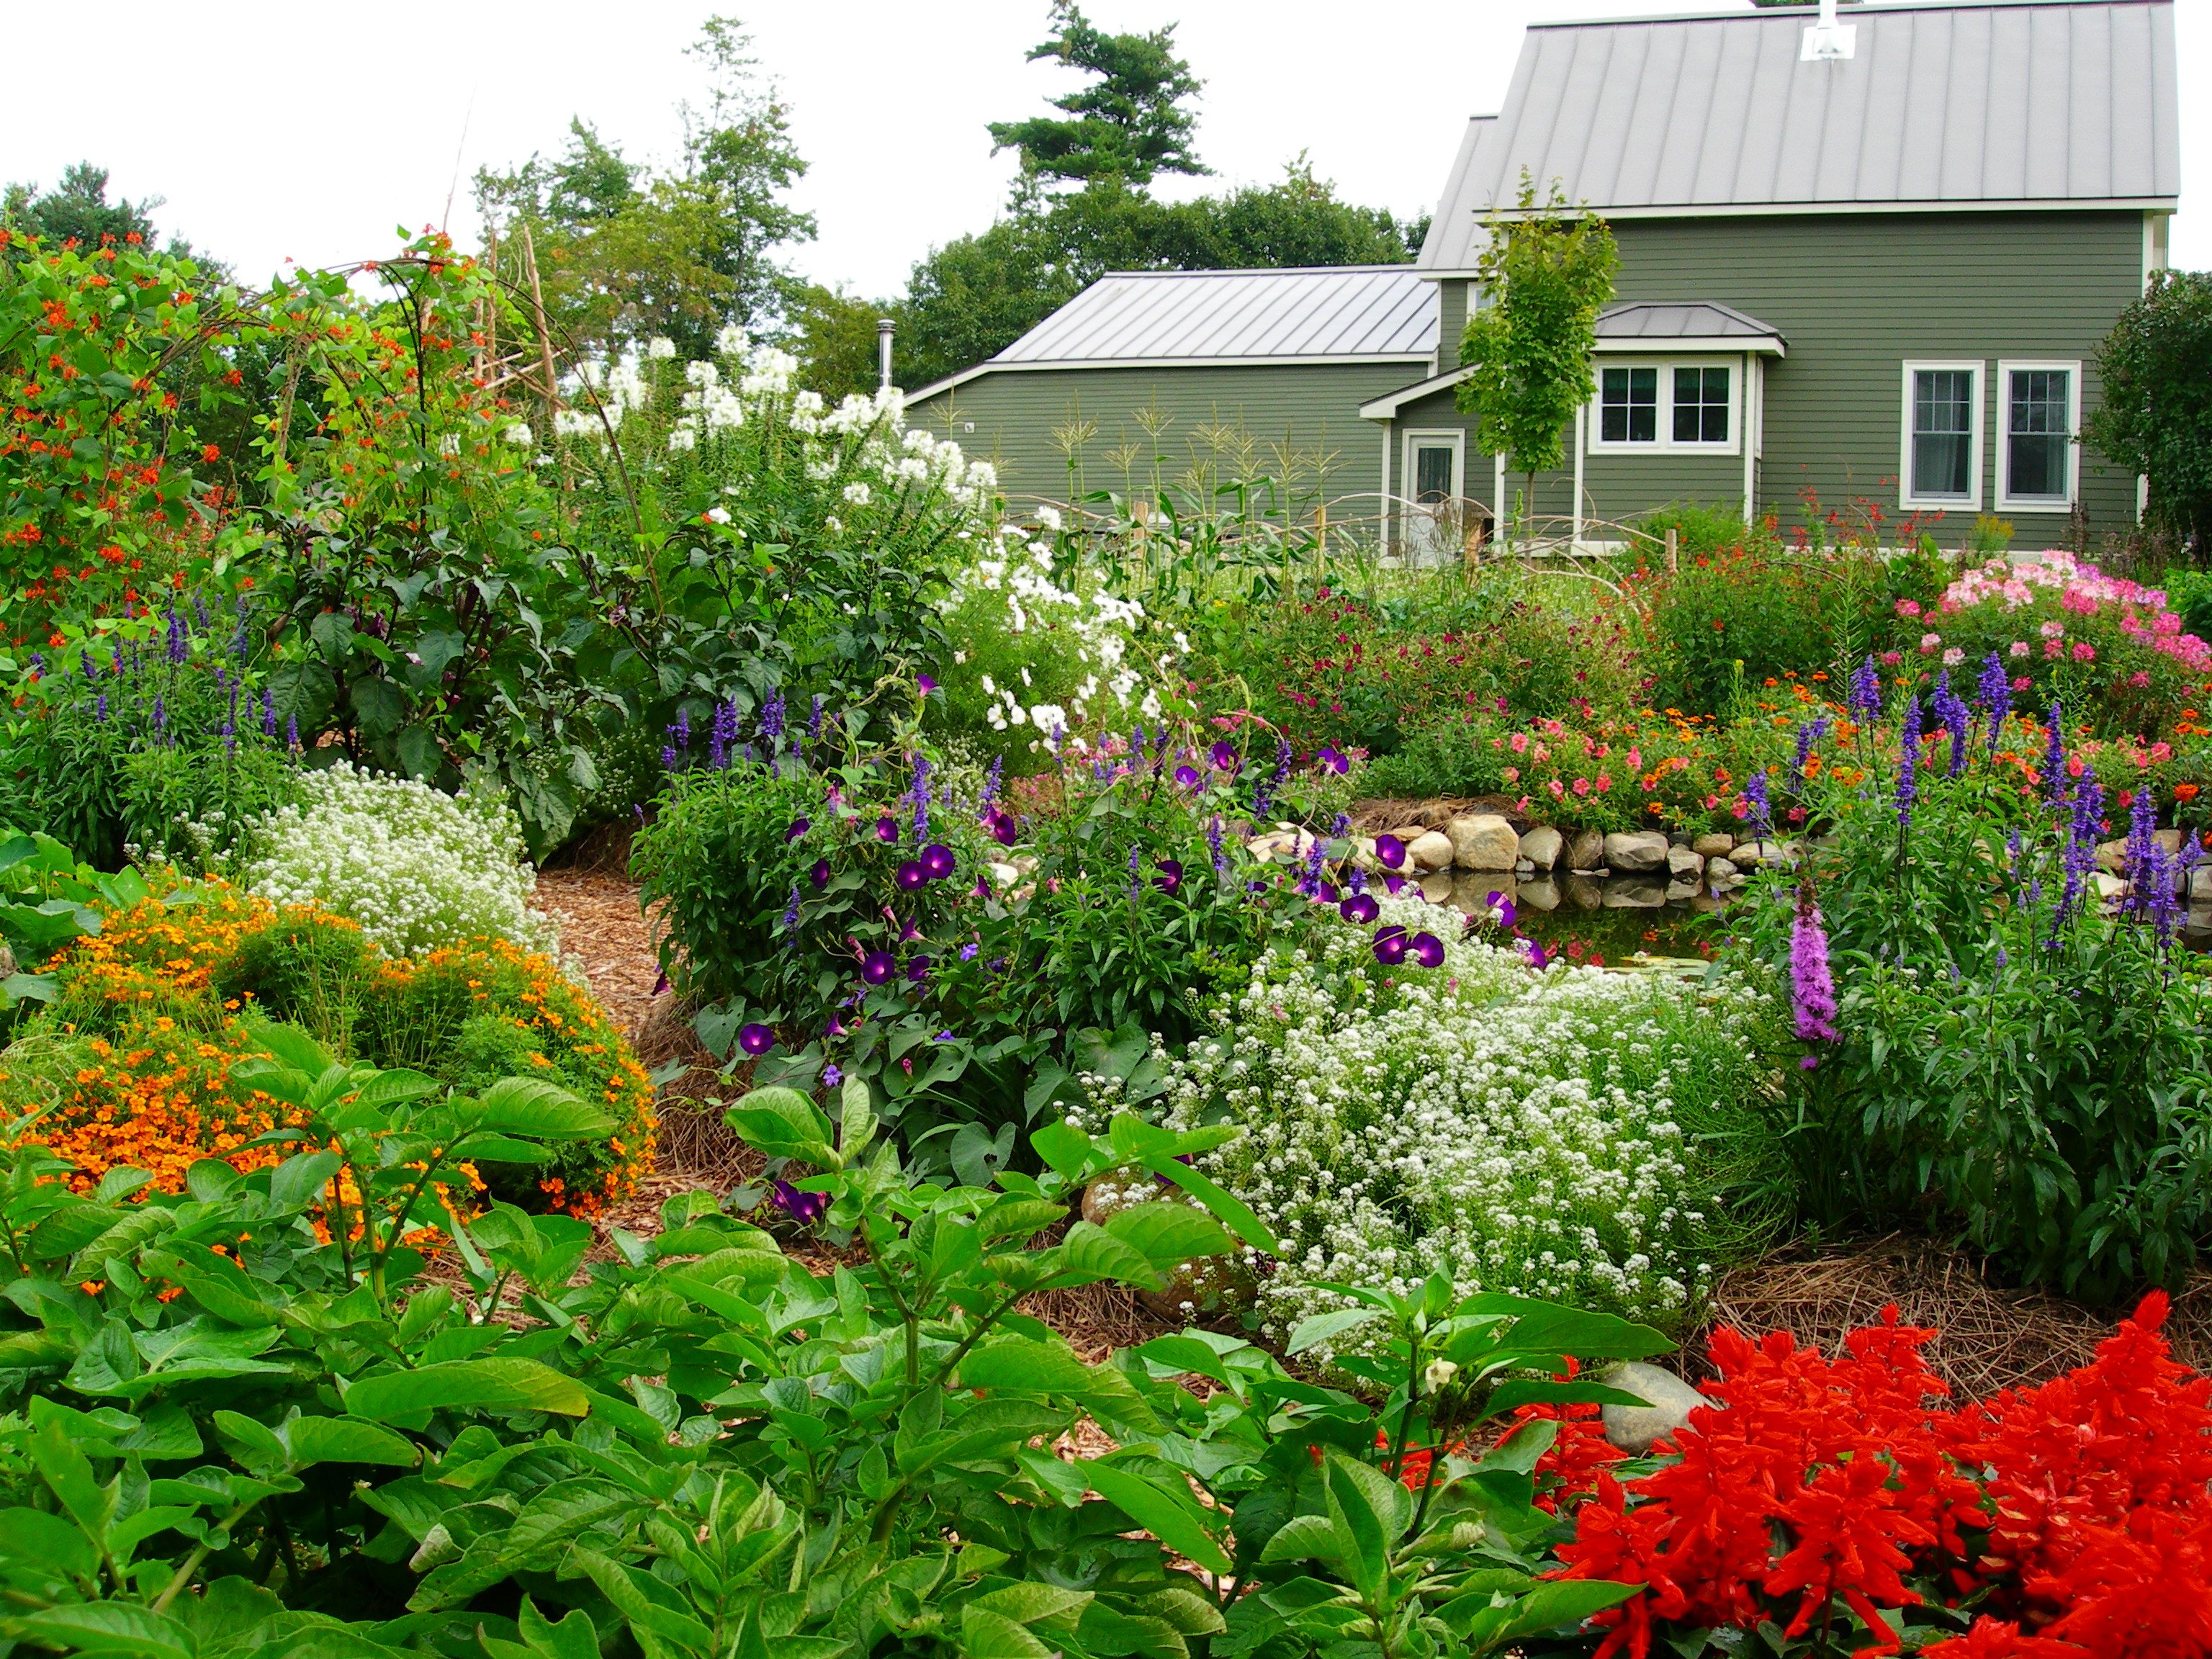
1899 361 1984 511
1590 361 1735 451
1399 430 1465 566
1599 367 1658 443
1997 361 2080 511
1413 441 1455 505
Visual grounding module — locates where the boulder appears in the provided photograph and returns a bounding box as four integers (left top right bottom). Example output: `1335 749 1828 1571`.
2096 838 2129 876
1567 829 1606 873
1667 847 1704 883
2157 827 2185 855
1452 871 1514 917
1600 1362 1714 1454
1733 839 1794 870
1603 831 1672 873
987 860 1020 887
1602 876 1667 909
1447 812 1521 871
2095 871 2126 903
1519 824 1565 871
1706 856 1741 884
1407 830 1457 873
1691 832 1735 860
1517 878 1561 912
1418 871 1455 904
1665 878 1702 903
1564 873 1603 911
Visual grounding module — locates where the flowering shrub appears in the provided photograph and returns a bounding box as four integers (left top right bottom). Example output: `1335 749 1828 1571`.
12 882 649 1213
1557 1291 2212 1659
1120 898 1792 1344
240 760 557 958
1919 551 2212 739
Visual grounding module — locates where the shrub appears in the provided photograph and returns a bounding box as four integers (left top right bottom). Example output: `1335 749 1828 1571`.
240 760 557 958
1117 896 1793 1344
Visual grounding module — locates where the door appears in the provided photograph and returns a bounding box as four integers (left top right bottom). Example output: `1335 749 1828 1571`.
1401 431 1464 565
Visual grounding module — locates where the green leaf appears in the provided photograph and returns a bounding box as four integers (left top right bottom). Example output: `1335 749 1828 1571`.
1442 1579 1640 1650
0 1505 99 1580
1083 1461 1231 1575
1255 1513 1345 1567
1143 1157 1277 1254
344 1359 589 1422
268 1151 345 1215
722 1087 837 1166
968 1583 1092 1627
1049 1221 1162 1288
839 1076 876 1160
1100 1202 1233 1267
15 1604 197 1659
958 1606 1052 1659
1286 1308 1384 1355
473 1077 614 1140
285 1416 421 1470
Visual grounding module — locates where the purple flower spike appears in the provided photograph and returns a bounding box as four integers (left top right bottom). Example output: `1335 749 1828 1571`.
811 858 832 889
1375 834 1407 870
769 1179 827 1225
860 950 896 985
1318 745 1349 775
1372 929 1408 966
896 860 927 891
786 817 811 842
737 1022 775 1057
1153 858 1184 895
1210 739 1238 771
1409 932 1446 969
920 842 956 880
1341 893 1380 925
1174 764 1202 789
876 816 899 843
1789 889 1838 1043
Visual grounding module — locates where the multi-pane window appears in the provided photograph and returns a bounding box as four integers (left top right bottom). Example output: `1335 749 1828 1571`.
1673 366 1731 443
1910 367 1977 501
1413 441 1455 505
2005 367 2072 504
1599 367 1658 443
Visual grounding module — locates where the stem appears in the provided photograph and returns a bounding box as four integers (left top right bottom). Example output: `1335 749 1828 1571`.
152 1497 265 1613
927 1290 1026 1390
1384 1335 1421 1478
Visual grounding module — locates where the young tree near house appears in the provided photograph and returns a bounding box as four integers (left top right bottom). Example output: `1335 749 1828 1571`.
1456 176 1617 546
2085 269 2212 554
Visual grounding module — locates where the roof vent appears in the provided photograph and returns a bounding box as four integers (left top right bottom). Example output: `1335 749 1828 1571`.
1801 0 1856 61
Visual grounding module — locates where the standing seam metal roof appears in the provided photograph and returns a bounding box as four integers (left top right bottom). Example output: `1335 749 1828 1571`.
1421 0 2178 271
987 266 1438 364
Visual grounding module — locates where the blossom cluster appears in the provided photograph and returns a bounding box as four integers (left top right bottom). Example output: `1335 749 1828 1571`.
241 760 558 960
1118 899 1777 1343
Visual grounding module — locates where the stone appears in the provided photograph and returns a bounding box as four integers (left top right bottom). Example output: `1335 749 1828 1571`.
2095 871 2126 902
1452 871 1514 917
987 861 1020 887
1603 876 1667 909
1603 831 1672 873
1564 873 1603 911
2096 838 2129 876
1733 839 1794 870
1518 878 1561 912
1567 829 1606 872
1667 847 1704 883
1515 859 1535 876
1519 824 1565 870
1665 878 1701 902
1419 871 1455 904
1600 1362 1714 1454
2157 827 2185 855
1447 812 1521 871
1707 855 1740 881
1408 830 1456 872
1692 832 1735 859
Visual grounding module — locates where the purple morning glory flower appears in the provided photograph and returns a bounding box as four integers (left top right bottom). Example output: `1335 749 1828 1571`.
907 955 932 984
920 842 956 880
987 810 1018 847
1375 834 1407 870
876 815 899 843
860 951 896 985
1341 893 1380 925
1486 891 1518 930
917 675 938 696
811 858 832 889
896 860 927 891
1317 746 1349 775
1210 739 1237 771
737 1022 775 1056
1153 858 1184 895
1174 765 1202 789
786 817 811 842
769 1179 827 1224
1409 932 1446 969
1382 872 1406 896
1372 928 1408 967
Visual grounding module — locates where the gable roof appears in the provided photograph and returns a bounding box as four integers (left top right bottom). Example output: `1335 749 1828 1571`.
904 266 1436 403
1421 0 2178 271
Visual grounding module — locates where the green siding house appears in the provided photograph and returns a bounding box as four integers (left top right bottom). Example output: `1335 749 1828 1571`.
904 0 2180 553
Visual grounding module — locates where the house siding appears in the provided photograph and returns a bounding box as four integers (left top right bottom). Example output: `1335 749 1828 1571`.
1390 210 2148 545
903 361 1424 517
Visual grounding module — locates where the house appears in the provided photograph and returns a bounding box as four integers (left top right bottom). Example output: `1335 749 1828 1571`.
903 0 2180 552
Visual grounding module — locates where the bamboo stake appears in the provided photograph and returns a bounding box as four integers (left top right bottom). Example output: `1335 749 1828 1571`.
1666 526 1679 574
518 222 559 426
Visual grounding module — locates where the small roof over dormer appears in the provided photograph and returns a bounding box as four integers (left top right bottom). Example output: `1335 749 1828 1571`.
1594 300 1786 354
1421 0 2180 274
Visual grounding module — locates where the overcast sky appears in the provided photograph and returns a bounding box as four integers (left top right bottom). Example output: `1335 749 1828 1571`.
3 0 2204 295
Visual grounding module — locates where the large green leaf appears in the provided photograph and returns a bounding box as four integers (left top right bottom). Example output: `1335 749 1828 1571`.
1442 1579 1640 1651
722 1087 837 1166
284 1417 421 1470
474 1078 614 1140
14 1604 197 1659
344 1359 588 1423
1100 1202 1233 1267
1083 1462 1231 1575
1286 1308 1383 1356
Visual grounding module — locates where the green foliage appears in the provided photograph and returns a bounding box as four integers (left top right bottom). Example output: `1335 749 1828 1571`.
0 830 127 1035
0 164 195 261
2086 267 2212 548
987 2 1208 189
1457 178 1617 509
786 282 894 402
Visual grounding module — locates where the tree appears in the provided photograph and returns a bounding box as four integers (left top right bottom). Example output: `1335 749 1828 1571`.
1 162 215 265
2087 269 2212 551
788 283 899 402
1456 175 1617 540
986 2 1206 189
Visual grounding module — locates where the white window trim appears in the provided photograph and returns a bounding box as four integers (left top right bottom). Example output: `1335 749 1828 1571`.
1995 359 2082 513
1401 428 1465 504
1899 359 1985 513
1586 359 1741 456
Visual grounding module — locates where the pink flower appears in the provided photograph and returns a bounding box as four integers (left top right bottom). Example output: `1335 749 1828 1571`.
1627 747 1642 770
2040 620 2066 639
2012 675 2032 691
1595 773 1612 793
2009 641 2029 657
1502 765 1520 783
1942 647 1964 666
1896 599 1923 619
1547 778 1565 799
1509 732 1529 753
2044 639 2064 660
1880 651 1903 667
2153 741 2173 762
1572 776 1591 797
1920 631 1943 652
2130 670 2152 688
2071 640 2097 662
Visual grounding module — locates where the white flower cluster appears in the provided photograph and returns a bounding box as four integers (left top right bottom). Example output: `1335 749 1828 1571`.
241 761 559 960
958 523 1165 738
1082 897 1773 1352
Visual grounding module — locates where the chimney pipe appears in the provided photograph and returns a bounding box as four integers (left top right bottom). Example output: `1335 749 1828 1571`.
877 318 896 392
1802 0 1855 60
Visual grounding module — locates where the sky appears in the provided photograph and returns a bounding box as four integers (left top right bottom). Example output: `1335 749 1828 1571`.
1 0 2205 296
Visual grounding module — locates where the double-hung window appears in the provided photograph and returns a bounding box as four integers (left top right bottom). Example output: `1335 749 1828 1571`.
1591 361 1734 451
1997 361 2079 511
1900 361 1984 510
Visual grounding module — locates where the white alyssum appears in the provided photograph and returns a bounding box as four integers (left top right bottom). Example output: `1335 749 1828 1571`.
243 761 558 959
1074 897 1771 1352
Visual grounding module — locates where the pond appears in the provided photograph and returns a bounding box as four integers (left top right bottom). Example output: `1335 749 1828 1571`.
1406 867 1735 966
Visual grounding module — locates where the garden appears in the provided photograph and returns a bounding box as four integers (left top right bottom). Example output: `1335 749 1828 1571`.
2 216 2212 1659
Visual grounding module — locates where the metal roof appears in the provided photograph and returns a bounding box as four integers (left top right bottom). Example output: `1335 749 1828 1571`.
1421 0 2178 271
1596 300 1783 342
